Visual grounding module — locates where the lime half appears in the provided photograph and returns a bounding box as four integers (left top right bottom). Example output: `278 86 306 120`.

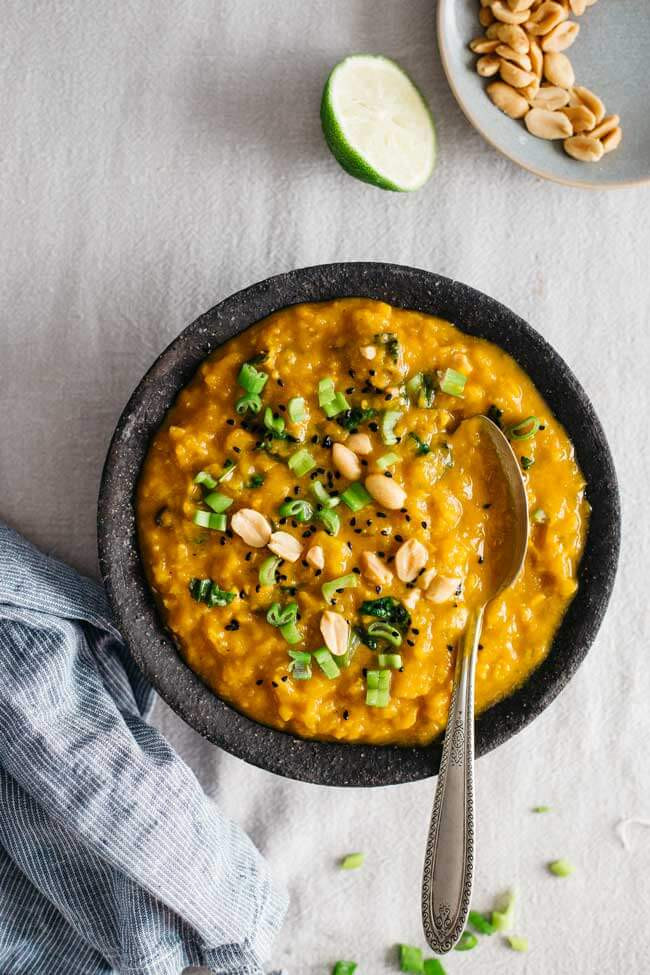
321 54 436 192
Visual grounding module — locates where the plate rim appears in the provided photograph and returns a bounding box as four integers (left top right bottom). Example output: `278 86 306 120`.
436 0 650 190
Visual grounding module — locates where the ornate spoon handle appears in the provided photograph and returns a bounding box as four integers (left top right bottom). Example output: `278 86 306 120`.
421 606 484 954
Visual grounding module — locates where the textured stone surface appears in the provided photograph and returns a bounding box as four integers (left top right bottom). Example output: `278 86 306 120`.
98 263 620 787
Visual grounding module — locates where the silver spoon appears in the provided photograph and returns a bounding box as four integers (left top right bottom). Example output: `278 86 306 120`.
421 414 529 953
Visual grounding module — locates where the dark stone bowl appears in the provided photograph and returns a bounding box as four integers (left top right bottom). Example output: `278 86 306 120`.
98 263 620 787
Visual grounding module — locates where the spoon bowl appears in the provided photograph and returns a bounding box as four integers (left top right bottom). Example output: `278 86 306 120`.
421 415 529 953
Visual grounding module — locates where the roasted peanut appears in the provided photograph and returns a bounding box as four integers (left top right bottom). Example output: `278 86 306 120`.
268 531 303 562
359 345 376 360
500 59 537 88
496 44 533 71
360 551 394 586
543 51 575 88
231 508 272 547
491 1 530 24
526 2 567 36
365 474 407 510
541 20 579 51
531 85 570 110
525 107 572 138
601 126 622 153
305 545 325 570
346 433 373 455
569 85 605 124
563 134 604 161
495 23 530 53
395 539 429 583
425 576 462 604
477 54 502 78
589 114 620 141
332 443 362 481
469 36 501 54
320 611 349 656
560 104 595 133
486 80 530 118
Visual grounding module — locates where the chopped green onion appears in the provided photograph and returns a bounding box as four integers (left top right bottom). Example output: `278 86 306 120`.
454 931 477 951
423 961 446 975
532 508 547 524
203 492 233 513
288 649 311 680
374 331 400 362
316 508 340 536
367 620 402 646
377 451 400 469
287 396 306 422
548 858 574 877
408 432 430 456
398 944 424 973
235 392 263 415
332 963 357 975
468 910 495 935
366 669 391 707
193 470 217 489
508 415 542 441
279 499 314 522
532 804 552 813
360 597 411 631
377 652 403 669
336 406 378 431
237 361 268 395
288 448 316 477
506 935 529 952
279 620 302 644
323 391 350 418
406 373 423 397
189 578 235 607
381 409 402 445
520 456 535 471
263 406 286 437
217 459 236 483
258 555 280 587
322 572 358 604
491 890 516 932
311 480 340 508
192 510 227 531
189 578 212 602
318 377 335 405
266 602 299 627
340 482 372 512
340 852 364 870
247 473 265 489
439 367 467 398
337 627 360 669
419 372 437 408
313 647 341 679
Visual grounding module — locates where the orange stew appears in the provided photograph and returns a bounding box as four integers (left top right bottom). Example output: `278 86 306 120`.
136 299 588 745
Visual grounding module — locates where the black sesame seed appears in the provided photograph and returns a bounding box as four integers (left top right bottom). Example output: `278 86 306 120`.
381 529 389 536
294 485 300 495
346 387 355 395
395 534 403 543
354 528 362 534
279 517 287 526
377 511 387 518
483 503 492 509
302 530 311 538
407 639 415 647
349 369 356 378
322 436 332 449
405 514 411 522
311 434 319 444
346 541 353 550
366 519 372 526
256 678 264 685
226 418 235 426
233 446 241 454
244 552 252 562
412 628 420 635
301 559 309 568
272 680 278 688
375 585 381 594
352 567 361 575
281 675 288 682
478 556 484 564
478 644 484 650
277 378 284 387
349 517 356 526
369 369 376 376
315 569 322 577
447 644 454 652
377 551 385 558
239 590 246 599
384 393 392 401
369 422 379 432
255 584 261 593
421 521 428 529
343 709 350 720
384 471 393 478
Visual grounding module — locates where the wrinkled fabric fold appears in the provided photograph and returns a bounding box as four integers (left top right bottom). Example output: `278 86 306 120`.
0 521 287 975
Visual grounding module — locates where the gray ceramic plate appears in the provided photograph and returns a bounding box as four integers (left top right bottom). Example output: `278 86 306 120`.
98 264 620 786
438 0 650 188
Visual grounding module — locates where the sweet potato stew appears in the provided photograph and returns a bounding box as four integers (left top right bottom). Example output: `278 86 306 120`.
136 299 587 745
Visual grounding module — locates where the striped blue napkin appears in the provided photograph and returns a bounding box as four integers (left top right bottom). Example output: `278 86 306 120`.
0 521 287 975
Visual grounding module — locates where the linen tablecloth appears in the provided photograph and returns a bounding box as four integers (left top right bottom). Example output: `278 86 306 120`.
1 2 648 971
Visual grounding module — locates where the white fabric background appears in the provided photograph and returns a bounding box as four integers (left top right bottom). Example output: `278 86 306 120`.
1 2 648 972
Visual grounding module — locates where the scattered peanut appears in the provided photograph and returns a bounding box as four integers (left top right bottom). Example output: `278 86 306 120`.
404 589 421 611
365 474 407 510
395 539 429 583
332 443 362 481
305 545 325 570
425 576 462 604
320 611 349 657
268 531 303 562
469 0 621 163
359 345 376 360
346 432 373 455
360 551 394 586
231 508 272 547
